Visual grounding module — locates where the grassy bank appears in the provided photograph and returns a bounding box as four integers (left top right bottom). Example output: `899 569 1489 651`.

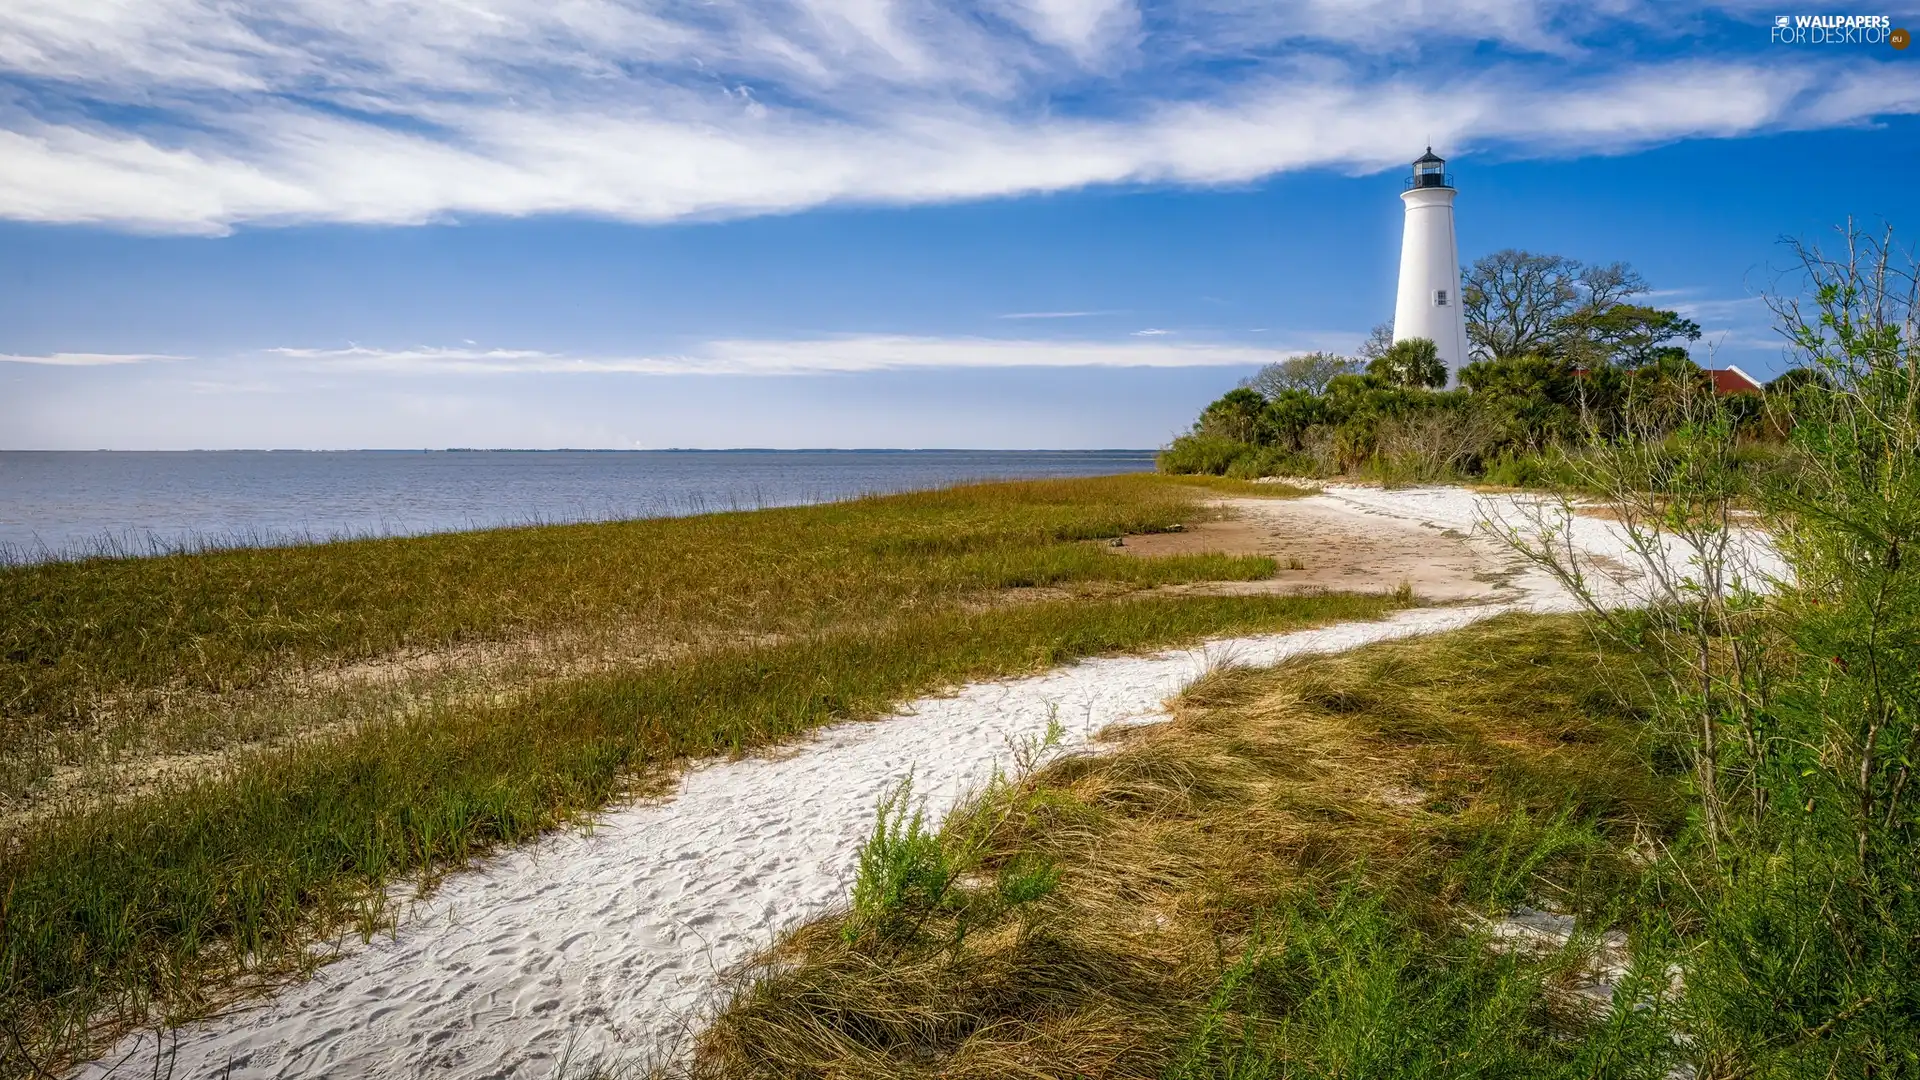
1 474 1294 801
667 615 1688 1079
0 474 1401 1074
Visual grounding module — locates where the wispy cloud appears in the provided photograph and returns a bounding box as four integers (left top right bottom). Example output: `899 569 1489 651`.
1131 328 1170 336
1663 293 1770 323
1636 288 1785 355
0 1 1911 233
1679 295 1785 355
0 351 178 366
996 310 1116 319
266 336 1294 374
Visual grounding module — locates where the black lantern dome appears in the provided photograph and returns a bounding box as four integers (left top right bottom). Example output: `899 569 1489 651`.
1408 147 1452 190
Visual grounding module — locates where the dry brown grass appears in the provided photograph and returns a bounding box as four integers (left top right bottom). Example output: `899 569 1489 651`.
666 614 1686 1079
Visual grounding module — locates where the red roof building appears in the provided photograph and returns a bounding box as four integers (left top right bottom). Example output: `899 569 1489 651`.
1705 365 1765 396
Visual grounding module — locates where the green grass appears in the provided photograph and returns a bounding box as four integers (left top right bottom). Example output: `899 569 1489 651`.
2 474 1311 801
666 615 1695 1079
0 473 1375 1074
0 475 1297 739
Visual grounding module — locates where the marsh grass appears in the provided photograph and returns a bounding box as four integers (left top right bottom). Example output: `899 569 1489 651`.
1 474 1370 1075
5 595 1392 1073
1 474 1304 804
667 615 1692 1079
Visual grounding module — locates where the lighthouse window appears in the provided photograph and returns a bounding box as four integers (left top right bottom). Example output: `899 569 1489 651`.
1434 289 1449 307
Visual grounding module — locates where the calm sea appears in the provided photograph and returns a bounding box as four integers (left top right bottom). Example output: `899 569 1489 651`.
0 449 1158 563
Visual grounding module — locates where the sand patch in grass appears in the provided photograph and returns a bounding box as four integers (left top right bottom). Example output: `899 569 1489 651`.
1107 494 1524 603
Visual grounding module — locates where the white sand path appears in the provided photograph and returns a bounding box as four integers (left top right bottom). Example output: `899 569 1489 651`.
78 486 1773 1079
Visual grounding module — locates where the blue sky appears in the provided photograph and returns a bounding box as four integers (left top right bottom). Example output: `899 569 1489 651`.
1 1 1914 449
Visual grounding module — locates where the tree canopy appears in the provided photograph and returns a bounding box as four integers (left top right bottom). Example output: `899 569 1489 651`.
1160 247 1747 482
1366 338 1447 389
1241 351 1362 397
1461 250 1696 366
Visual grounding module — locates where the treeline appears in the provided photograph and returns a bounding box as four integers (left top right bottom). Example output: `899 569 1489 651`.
1160 249 1817 484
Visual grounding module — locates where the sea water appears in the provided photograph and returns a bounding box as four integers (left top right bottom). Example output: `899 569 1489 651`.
0 449 1156 562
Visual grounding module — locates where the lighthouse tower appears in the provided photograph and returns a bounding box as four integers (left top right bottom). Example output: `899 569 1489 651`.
1391 148 1468 381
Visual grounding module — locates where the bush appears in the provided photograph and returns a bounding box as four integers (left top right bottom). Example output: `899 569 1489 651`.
1480 452 1551 488
1371 410 1498 482
1262 389 1332 451
1458 354 1580 452
1157 434 1256 476
1193 388 1269 443
1224 446 1317 480
1163 321 1788 486
1366 337 1447 389
1494 223 1920 1073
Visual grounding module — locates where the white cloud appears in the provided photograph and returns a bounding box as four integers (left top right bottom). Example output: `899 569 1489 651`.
0 1 1910 232
0 351 178 365
1664 293 1769 323
996 0 1138 61
265 336 1297 374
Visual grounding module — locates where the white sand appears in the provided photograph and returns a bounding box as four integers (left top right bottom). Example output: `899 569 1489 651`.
78 486 1768 1079
1314 484 1786 602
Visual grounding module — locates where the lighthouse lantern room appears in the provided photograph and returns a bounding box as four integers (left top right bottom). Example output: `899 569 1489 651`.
1409 148 1450 188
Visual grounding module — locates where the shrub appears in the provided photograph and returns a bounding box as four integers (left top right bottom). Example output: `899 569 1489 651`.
1224 446 1316 480
1372 410 1498 481
1262 388 1332 450
1458 354 1580 452
1494 222 1920 1072
1157 434 1256 476
1365 337 1447 389
1193 388 1270 443
1481 452 1554 488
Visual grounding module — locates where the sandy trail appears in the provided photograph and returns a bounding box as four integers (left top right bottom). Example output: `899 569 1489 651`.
78 486 1764 1079
1117 490 1515 601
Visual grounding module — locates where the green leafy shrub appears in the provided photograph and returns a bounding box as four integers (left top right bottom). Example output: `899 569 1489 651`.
1366 336 1447 389
845 777 955 943
1157 433 1257 476
1224 446 1316 480
1481 451 1575 489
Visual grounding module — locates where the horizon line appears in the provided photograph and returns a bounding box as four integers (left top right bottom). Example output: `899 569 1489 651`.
0 447 1164 454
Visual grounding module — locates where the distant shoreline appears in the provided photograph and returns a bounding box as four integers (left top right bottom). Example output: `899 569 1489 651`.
0 449 1161 564
1 447 1159 454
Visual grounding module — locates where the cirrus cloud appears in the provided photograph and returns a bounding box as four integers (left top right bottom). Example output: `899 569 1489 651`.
264 335 1304 375
0 351 181 365
0 0 1912 233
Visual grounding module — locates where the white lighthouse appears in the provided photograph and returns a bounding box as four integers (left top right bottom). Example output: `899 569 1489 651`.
1391 148 1469 381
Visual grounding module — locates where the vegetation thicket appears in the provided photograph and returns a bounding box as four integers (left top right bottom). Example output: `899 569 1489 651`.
0 472 1410 1076
1159 248 1808 487
658 224 1920 1078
